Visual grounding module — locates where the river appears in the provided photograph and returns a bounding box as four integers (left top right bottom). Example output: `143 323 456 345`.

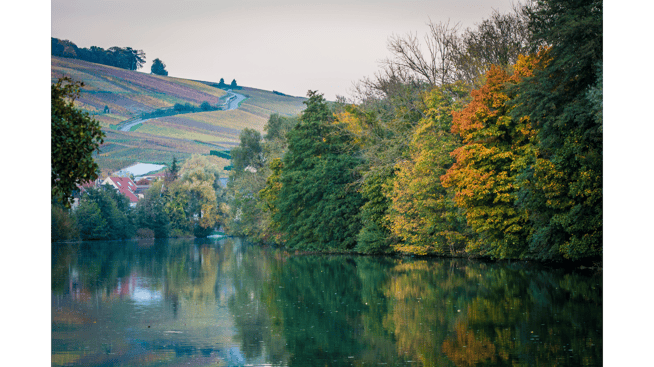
51 237 602 366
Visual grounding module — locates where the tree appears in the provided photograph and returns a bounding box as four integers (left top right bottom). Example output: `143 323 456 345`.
230 79 238 89
385 84 470 255
135 180 170 238
52 77 105 207
452 7 531 88
509 0 603 260
151 58 168 76
382 20 460 88
263 114 299 160
272 91 364 250
200 101 212 111
167 156 180 182
441 53 544 259
163 155 223 237
74 187 136 240
231 128 264 172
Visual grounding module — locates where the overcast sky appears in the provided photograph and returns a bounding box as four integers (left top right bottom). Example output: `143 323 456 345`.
51 0 518 100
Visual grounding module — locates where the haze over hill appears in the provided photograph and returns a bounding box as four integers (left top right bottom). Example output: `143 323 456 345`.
51 56 307 174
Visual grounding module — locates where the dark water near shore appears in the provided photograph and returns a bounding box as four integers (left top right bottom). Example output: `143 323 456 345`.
52 237 602 366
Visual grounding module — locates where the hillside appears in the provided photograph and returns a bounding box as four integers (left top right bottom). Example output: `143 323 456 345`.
51 56 307 175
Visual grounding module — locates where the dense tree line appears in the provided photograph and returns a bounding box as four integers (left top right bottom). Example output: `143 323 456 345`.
222 0 602 262
51 37 146 71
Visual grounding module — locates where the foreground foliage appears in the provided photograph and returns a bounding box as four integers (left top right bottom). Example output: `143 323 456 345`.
51 77 105 206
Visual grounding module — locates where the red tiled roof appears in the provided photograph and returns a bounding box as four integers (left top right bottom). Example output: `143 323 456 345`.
107 176 139 203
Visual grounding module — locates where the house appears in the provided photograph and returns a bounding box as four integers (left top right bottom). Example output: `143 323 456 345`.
102 176 140 207
137 172 167 182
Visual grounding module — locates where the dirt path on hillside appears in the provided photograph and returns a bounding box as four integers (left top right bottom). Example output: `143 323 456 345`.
119 118 150 132
118 90 246 132
225 90 247 110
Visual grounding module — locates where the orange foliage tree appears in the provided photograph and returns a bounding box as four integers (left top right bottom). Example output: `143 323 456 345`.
441 52 545 258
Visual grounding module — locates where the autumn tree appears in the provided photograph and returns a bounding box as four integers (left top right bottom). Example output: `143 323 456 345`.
51 77 104 206
441 53 544 259
386 83 470 255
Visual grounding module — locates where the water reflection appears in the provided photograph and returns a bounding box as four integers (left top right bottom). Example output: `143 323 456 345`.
52 238 602 366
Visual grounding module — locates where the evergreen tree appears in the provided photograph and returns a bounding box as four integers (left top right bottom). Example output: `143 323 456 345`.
230 79 238 89
509 0 602 260
169 156 179 181
272 91 363 250
74 187 136 240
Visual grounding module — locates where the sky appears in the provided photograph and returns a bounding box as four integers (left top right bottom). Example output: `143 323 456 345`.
51 0 519 101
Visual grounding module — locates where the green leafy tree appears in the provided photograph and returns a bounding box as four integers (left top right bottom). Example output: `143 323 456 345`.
74 187 136 240
75 199 108 240
135 180 170 238
509 0 602 260
164 155 223 237
272 91 364 250
51 77 105 206
231 128 264 172
200 101 212 111
263 114 299 159
230 79 238 89
51 203 79 242
151 58 168 76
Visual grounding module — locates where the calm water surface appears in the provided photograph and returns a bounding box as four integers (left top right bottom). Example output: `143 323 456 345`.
52 238 602 366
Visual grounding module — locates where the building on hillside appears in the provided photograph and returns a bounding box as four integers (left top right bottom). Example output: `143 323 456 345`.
102 176 140 207
137 172 167 182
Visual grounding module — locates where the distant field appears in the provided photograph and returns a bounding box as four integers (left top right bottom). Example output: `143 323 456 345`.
52 56 306 173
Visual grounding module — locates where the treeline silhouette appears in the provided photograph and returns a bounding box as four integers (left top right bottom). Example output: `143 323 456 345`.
51 37 146 71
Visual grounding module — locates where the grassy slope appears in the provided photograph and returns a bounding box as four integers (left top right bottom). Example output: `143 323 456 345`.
52 56 306 176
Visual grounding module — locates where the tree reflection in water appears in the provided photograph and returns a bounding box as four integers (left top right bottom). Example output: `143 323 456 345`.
52 238 601 367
